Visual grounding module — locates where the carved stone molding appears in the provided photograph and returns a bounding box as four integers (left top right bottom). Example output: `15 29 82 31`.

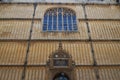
46 42 75 80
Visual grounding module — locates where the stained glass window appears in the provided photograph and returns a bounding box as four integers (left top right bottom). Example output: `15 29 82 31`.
43 8 77 32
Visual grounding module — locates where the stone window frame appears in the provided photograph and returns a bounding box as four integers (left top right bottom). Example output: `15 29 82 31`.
43 7 78 32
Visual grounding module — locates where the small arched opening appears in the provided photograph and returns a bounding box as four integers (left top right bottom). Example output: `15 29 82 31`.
53 72 69 80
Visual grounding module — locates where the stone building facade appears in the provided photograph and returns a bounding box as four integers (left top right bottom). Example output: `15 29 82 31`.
0 1 120 80
0 0 119 3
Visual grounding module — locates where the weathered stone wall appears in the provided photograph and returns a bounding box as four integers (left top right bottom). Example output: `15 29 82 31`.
0 3 120 80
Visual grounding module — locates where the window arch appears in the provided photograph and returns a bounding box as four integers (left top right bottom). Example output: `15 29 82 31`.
43 8 77 32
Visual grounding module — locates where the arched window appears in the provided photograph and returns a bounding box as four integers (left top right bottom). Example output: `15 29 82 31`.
43 8 77 32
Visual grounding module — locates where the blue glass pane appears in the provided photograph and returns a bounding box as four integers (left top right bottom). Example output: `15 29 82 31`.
73 15 76 20
64 24 67 31
58 13 62 31
43 24 47 31
69 24 72 31
58 13 62 21
53 15 57 30
43 14 48 31
48 15 52 31
44 15 48 24
58 24 62 31
49 15 52 22
72 15 77 24
63 14 67 31
68 15 72 31
73 24 77 31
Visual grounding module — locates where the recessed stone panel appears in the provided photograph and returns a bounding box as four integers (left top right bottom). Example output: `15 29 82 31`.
0 41 27 65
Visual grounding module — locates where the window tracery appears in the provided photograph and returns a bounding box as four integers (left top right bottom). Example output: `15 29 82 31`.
43 8 77 32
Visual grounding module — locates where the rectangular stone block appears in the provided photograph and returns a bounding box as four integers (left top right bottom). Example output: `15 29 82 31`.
93 41 120 65
98 66 120 80
0 20 31 40
0 67 23 80
25 67 46 80
89 21 120 40
86 5 120 19
0 41 27 65
75 67 96 80
0 4 34 18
